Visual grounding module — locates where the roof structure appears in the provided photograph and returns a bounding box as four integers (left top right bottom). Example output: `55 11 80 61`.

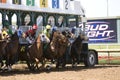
0 0 85 15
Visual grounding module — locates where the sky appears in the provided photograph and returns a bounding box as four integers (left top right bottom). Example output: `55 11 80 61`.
77 0 120 18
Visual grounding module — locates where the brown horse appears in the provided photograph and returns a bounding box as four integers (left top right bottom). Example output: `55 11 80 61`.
43 30 69 68
17 32 49 71
70 32 89 67
26 33 43 70
3 32 19 71
0 34 7 68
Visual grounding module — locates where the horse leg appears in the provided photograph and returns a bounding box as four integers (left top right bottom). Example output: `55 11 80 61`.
35 58 39 70
76 54 80 64
0 61 4 70
46 59 53 70
56 56 67 68
26 60 32 70
75 48 81 64
63 52 68 68
0 61 3 69
0 55 4 69
56 58 62 68
40 58 46 69
72 57 77 68
7 56 13 71
26 52 35 71
3 55 12 71
27 60 36 71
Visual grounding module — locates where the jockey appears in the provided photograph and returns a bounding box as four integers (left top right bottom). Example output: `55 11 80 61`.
51 26 58 33
25 24 38 44
66 27 76 44
1 20 13 40
71 26 77 38
51 26 58 40
42 24 51 49
17 27 24 37
43 24 51 39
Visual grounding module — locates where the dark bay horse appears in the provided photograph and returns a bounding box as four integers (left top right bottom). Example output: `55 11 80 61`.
70 32 89 67
3 32 19 71
26 33 43 70
17 33 49 71
0 34 7 68
43 30 69 68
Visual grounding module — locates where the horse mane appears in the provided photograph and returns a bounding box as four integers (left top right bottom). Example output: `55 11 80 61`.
10 31 19 41
35 34 42 50
73 35 82 44
62 30 72 38
50 31 68 56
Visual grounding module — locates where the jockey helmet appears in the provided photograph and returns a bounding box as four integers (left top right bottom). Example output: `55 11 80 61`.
71 26 76 34
46 25 51 30
52 27 57 32
32 24 38 30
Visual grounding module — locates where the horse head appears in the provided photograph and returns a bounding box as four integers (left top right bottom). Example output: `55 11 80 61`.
62 30 72 38
50 31 68 56
10 31 19 41
40 33 50 43
79 32 89 42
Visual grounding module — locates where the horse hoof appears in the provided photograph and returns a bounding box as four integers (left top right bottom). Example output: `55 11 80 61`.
46 65 51 70
0 63 3 69
0 63 2 69
7 66 12 71
72 63 77 68
2 66 8 70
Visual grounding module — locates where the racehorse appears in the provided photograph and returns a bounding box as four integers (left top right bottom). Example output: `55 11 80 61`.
17 32 49 71
0 33 7 68
43 30 69 68
26 33 44 70
3 31 19 71
70 32 89 67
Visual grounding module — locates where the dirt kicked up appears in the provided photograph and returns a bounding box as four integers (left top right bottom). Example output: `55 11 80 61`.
0 64 120 80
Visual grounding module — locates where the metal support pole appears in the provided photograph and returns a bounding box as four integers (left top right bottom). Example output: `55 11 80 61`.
43 13 47 26
55 15 59 26
2 10 7 27
30 12 35 25
8 14 12 25
107 0 109 16
82 15 87 34
16 11 22 27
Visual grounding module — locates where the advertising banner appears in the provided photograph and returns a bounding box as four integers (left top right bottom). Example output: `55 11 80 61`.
80 19 118 43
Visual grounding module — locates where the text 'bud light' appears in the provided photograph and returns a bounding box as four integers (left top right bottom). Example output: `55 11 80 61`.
79 21 117 43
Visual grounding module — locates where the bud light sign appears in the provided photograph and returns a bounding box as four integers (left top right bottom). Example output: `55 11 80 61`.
80 19 117 43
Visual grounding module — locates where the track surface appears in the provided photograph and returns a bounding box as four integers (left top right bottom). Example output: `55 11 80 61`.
0 64 120 80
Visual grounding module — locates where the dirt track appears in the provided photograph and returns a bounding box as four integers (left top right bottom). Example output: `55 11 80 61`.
0 64 120 80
